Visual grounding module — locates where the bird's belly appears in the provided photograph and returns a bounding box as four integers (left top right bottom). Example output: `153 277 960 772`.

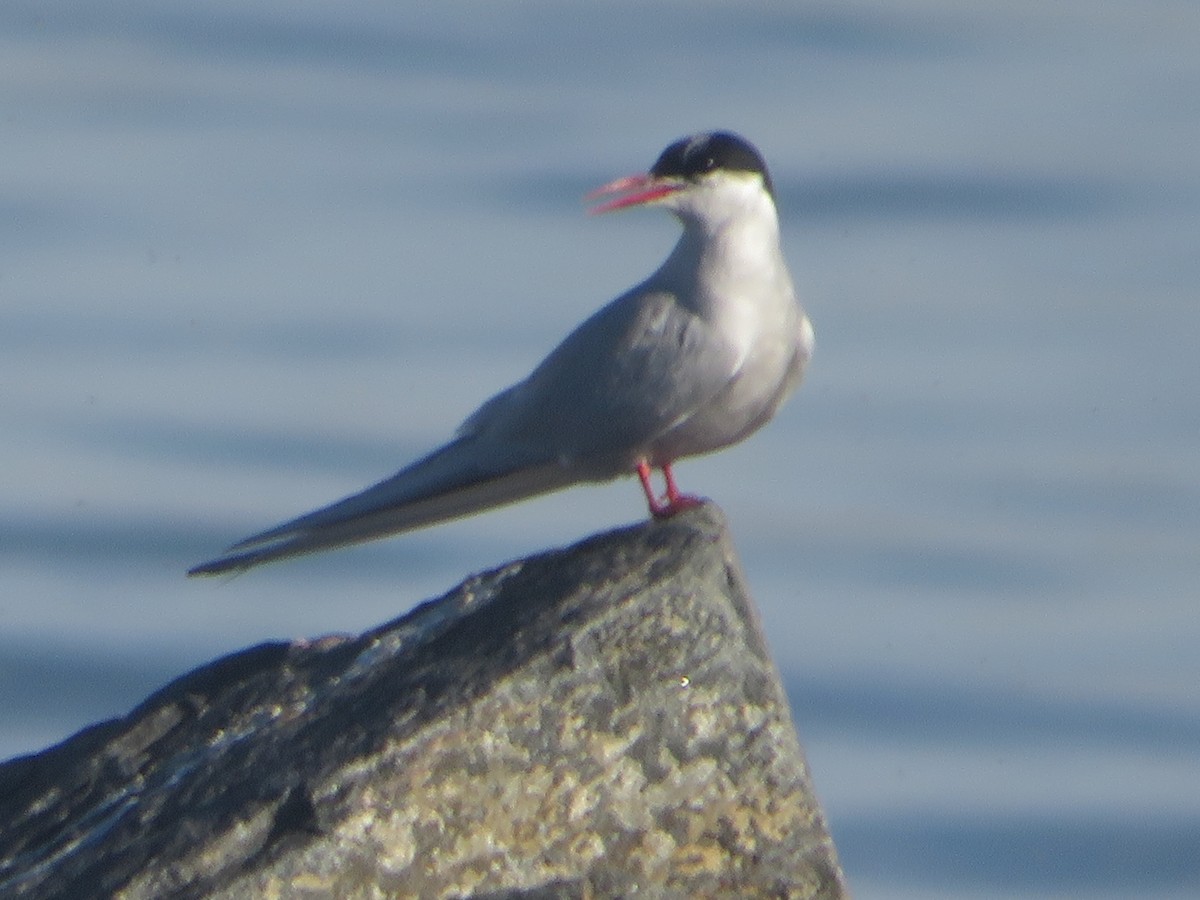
647 318 809 464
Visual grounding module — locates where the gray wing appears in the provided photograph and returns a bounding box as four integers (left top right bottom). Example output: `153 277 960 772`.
189 285 738 576
463 284 742 465
188 434 574 576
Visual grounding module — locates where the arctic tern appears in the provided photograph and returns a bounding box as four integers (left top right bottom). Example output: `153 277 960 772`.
189 131 813 576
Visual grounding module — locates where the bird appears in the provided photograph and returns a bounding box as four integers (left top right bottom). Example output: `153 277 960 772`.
189 131 813 576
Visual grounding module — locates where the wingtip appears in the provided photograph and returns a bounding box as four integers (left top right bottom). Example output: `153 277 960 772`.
188 532 311 577
187 559 234 578
187 550 254 578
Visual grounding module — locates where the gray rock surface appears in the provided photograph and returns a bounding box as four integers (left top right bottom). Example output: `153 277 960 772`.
0 504 847 899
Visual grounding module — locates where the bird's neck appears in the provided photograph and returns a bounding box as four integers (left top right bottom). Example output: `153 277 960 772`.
658 208 787 316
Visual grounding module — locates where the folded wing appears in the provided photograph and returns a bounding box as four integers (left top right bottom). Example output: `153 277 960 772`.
188 436 572 575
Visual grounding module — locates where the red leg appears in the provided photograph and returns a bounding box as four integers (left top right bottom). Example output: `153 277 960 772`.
637 461 703 519
637 460 670 518
661 462 703 514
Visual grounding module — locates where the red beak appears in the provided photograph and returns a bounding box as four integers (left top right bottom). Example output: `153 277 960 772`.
585 174 682 214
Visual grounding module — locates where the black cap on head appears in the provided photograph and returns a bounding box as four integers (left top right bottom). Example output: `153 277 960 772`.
649 131 774 198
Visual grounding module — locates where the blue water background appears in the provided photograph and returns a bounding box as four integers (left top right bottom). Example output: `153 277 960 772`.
2 2 1198 897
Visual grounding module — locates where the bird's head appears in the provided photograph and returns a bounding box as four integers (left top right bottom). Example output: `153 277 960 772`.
587 131 776 229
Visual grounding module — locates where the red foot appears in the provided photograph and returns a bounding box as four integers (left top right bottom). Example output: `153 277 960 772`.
637 461 705 519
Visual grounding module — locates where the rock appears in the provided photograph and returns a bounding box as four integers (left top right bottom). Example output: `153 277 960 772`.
0 504 847 899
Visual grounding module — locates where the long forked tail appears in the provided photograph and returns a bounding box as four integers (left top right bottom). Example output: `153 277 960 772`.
188 438 577 576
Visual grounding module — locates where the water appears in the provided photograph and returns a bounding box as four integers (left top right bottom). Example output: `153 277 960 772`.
3 2 1198 896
